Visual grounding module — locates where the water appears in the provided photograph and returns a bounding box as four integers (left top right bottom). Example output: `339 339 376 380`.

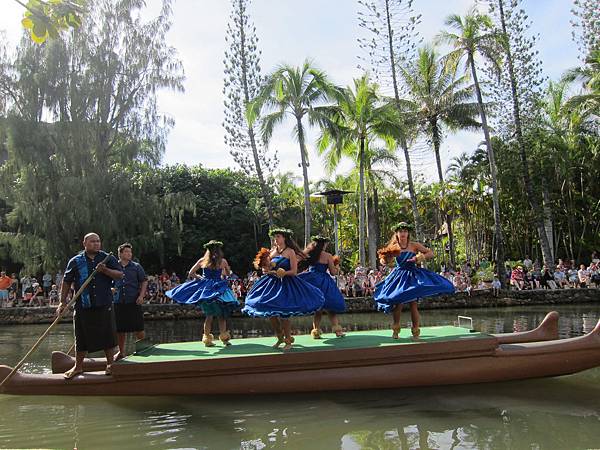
1 304 599 449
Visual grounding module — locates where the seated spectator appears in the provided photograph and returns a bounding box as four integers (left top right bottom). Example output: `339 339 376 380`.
9 273 18 303
522 255 533 270
567 268 579 288
553 268 568 289
346 274 355 297
146 276 158 303
541 267 557 290
159 268 169 284
530 266 542 289
363 272 374 297
354 266 367 297
32 283 45 306
510 266 524 290
48 284 59 306
589 263 600 288
578 264 590 288
337 273 347 296
23 285 34 306
453 270 467 292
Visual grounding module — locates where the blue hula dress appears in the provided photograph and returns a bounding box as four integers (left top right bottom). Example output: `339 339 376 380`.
374 251 455 313
166 267 240 317
297 263 346 313
242 256 325 317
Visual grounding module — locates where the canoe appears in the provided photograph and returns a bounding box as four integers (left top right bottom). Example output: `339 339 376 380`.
1 311 599 396
48 310 561 374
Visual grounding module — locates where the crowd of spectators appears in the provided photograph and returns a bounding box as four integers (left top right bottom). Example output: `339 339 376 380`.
1 251 599 307
0 268 185 308
438 251 600 295
506 254 600 291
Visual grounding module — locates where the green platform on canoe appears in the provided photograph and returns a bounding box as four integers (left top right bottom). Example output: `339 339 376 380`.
121 326 484 364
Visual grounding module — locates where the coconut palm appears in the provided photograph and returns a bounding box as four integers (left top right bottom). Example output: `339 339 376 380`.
437 9 506 284
317 74 399 266
398 45 480 268
563 49 600 119
247 60 336 244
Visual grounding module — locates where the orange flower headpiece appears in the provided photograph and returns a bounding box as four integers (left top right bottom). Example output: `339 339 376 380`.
377 243 401 263
253 248 271 270
332 255 341 266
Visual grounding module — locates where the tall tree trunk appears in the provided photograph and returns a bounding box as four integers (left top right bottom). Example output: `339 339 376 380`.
296 117 312 246
384 0 423 240
236 4 275 227
247 127 274 227
399 139 423 240
431 120 456 268
358 137 366 266
374 186 381 250
497 0 553 267
469 55 506 286
367 194 378 268
541 177 554 263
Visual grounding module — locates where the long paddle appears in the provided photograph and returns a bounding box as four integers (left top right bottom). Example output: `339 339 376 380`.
0 252 114 387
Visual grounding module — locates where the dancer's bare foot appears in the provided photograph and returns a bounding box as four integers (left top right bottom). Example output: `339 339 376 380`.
272 333 284 348
202 334 216 347
282 337 294 351
392 325 401 339
411 327 420 339
332 325 346 338
219 331 232 346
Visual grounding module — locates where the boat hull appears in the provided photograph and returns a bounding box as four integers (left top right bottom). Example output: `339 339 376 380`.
49 311 561 375
2 316 599 396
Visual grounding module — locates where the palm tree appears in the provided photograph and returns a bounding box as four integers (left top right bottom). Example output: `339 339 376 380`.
398 46 480 268
317 74 399 266
247 60 336 244
437 9 506 284
563 49 600 119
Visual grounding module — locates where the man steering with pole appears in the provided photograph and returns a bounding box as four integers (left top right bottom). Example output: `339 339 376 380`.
57 233 123 379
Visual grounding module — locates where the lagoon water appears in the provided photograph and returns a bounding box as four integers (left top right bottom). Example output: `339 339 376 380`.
1 304 599 449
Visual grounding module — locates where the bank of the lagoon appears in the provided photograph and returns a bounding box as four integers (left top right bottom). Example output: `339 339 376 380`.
1 305 599 449
1 288 598 325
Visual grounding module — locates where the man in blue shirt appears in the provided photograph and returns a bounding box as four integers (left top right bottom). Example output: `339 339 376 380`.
113 242 148 359
57 233 123 379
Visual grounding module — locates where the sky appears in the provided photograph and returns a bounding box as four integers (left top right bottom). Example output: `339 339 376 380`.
0 0 580 184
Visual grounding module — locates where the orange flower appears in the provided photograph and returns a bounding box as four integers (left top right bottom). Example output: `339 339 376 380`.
253 248 271 270
332 255 340 266
377 244 401 264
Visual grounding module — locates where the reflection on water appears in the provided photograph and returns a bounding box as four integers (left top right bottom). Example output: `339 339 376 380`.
1 304 599 449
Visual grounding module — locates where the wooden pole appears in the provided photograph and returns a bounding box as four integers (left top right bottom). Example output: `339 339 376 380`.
0 252 113 388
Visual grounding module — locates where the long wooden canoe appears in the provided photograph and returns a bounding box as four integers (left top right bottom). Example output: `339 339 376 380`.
48 310 561 374
1 311 599 396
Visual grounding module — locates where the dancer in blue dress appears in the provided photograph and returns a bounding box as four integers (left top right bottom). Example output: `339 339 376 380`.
298 235 346 339
166 240 239 347
375 222 454 339
242 228 325 350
